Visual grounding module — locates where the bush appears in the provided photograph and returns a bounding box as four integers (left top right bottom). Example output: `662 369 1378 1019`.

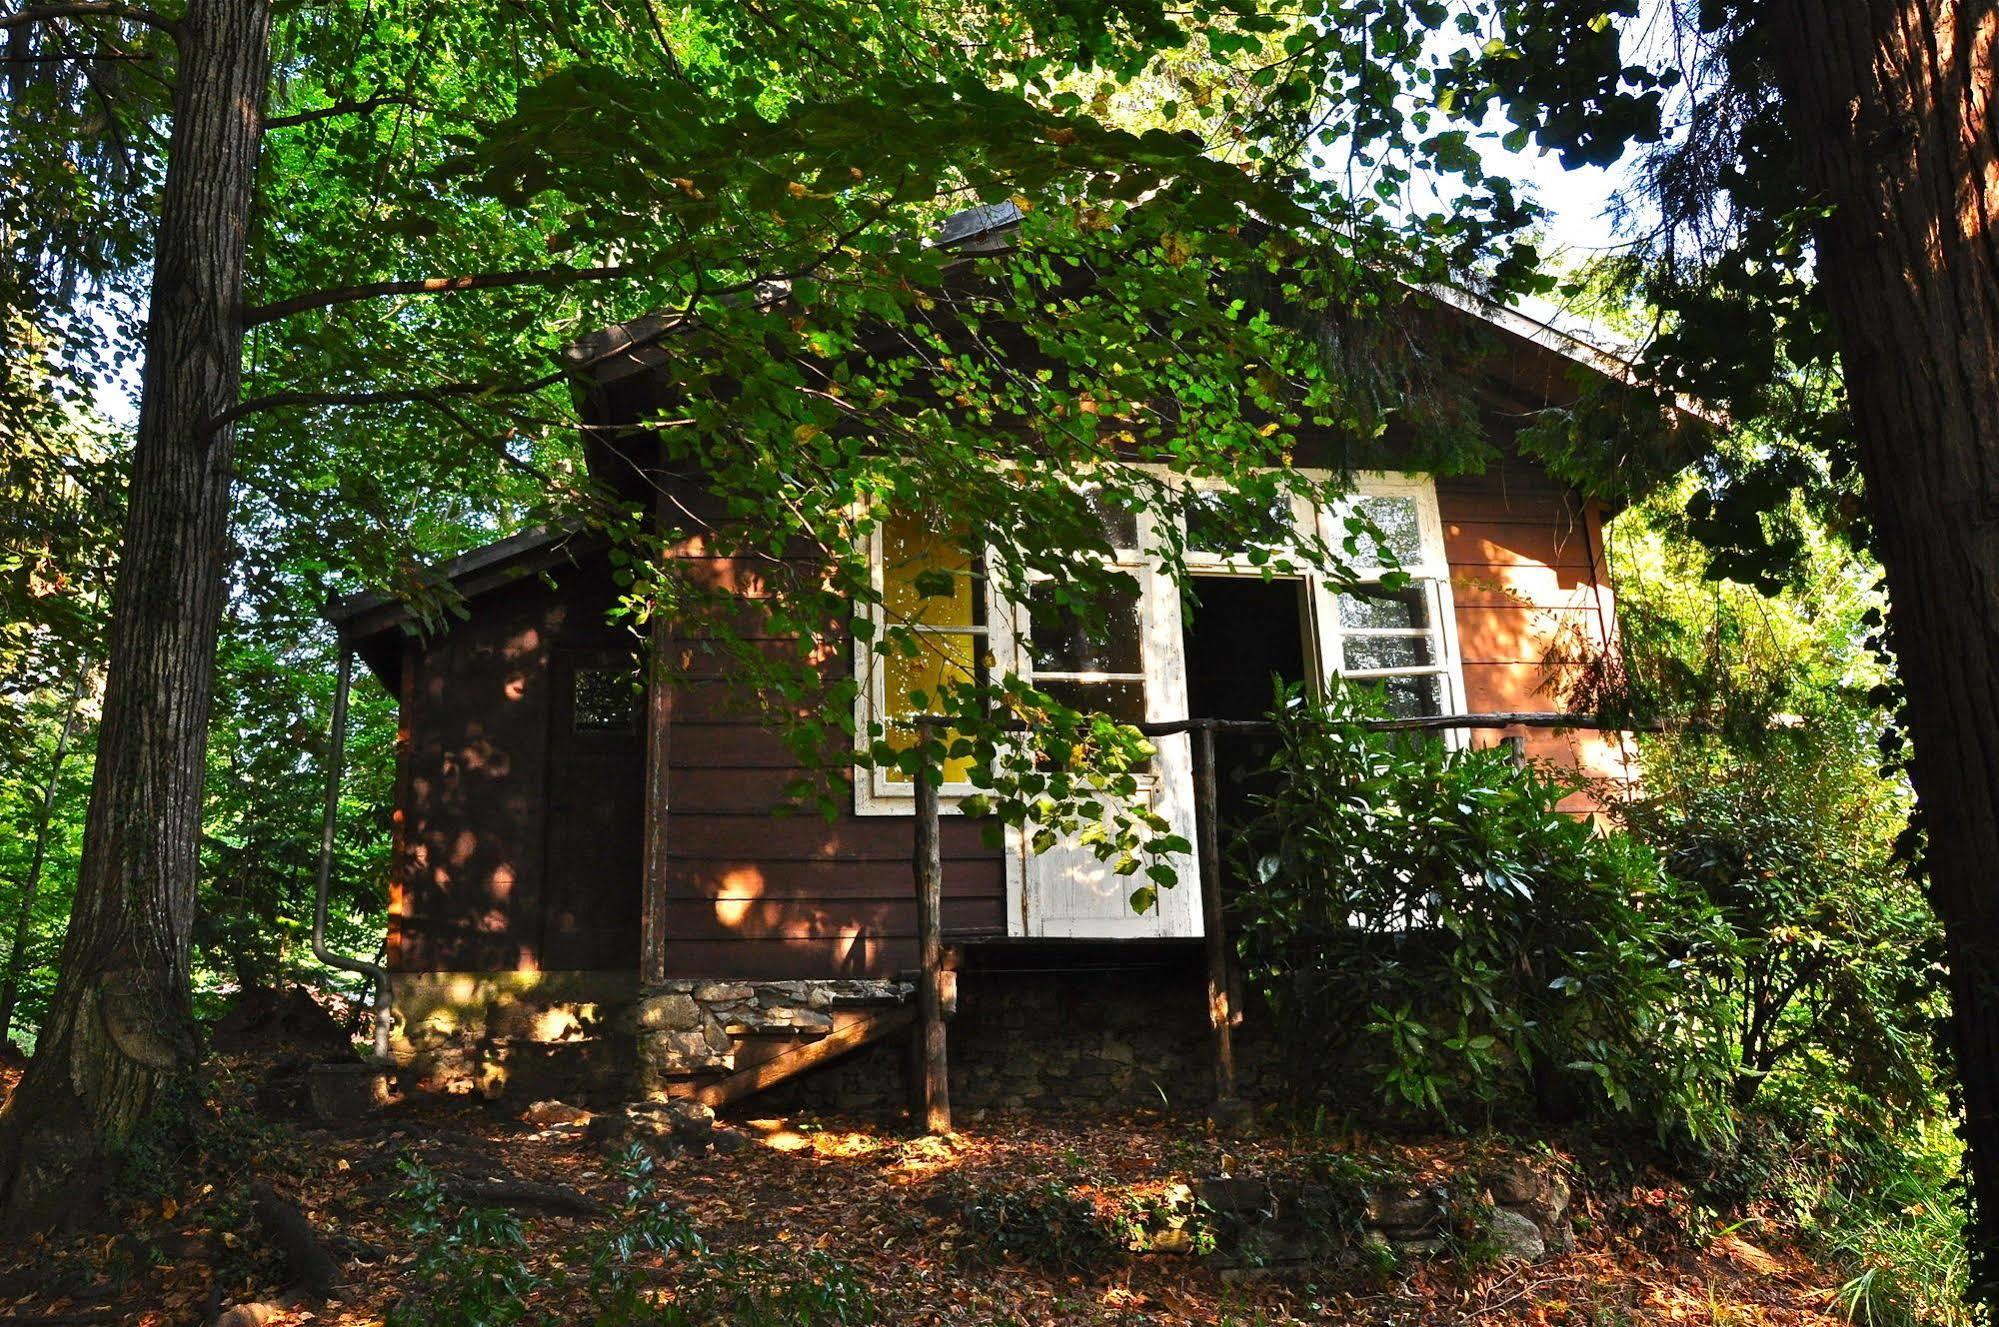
1231 689 1732 1136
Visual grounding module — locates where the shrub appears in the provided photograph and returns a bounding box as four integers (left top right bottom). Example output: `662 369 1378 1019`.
1230 689 1732 1136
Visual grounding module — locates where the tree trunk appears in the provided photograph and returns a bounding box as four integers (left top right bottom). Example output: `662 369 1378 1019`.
0 0 270 1228
1765 0 1999 1301
0 664 90 1047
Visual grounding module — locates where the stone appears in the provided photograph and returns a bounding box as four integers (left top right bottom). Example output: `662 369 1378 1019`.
634 993 702 1032
587 1113 641 1149
214 1303 286 1327
1149 1228 1196 1255
1365 1187 1442 1233
1482 1158 1571 1231
1207 1096 1254 1135
694 982 754 1003
709 1124 751 1153
304 1063 393 1123
522 1099 592 1126
1485 1207 1547 1262
1194 1175 1274 1216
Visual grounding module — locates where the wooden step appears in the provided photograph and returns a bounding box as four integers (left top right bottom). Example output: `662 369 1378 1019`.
692 1005 917 1109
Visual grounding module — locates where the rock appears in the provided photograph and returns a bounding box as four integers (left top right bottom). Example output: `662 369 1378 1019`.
1149 1228 1196 1255
1207 1095 1254 1135
522 1099 591 1126
633 993 702 1032
1482 1157 1571 1233
587 1113 641 1149
1194 1175 1273 1216
709 1124 752 1154
694 982 754 1003
1485 1207 1547 1262
1364 1187 1442 1233
214 1303 286 1327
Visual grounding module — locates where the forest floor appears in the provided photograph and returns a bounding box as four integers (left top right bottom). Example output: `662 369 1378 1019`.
0 1055 1858 1327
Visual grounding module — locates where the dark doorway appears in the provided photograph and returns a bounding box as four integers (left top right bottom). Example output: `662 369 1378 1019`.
1182 577 1311 853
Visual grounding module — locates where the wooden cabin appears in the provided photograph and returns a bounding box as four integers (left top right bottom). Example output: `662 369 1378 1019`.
326 235 1656 1110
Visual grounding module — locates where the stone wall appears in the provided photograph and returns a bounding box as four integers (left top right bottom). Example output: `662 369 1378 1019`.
626 978 913 1098
389 957 1264 1114
761 957 1269 1115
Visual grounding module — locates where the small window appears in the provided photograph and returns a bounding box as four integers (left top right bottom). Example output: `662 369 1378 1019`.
573 665 640 732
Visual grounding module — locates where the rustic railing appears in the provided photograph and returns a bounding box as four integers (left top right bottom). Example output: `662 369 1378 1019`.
906 710 1645 1133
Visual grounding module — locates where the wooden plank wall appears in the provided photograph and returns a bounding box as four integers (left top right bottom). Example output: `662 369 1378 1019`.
1436 459 1636 808
390 566 643 972
654 537 1006 980
388 460 1627 978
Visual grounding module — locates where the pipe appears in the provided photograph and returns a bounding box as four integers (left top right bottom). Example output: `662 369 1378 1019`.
313 645 395 1063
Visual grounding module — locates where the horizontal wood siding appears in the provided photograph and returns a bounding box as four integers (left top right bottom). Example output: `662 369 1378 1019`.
1436 461 1634 806
659 536 1005 981
391 563 644 972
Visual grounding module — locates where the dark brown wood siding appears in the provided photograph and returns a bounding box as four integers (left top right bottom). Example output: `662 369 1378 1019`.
389 561 645 972
385 463 1622 976
654 542 1006 980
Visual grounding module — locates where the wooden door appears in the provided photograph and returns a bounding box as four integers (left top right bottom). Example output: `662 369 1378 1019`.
540 650 645 969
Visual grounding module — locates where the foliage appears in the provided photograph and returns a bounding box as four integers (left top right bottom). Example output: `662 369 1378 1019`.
1231 686 1731 1136
953 1176 1139 1274
1589 489 1963 1319
388 1161 547 1327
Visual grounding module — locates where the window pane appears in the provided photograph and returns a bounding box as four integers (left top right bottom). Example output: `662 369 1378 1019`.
881 635 980 784
1027 581 1141 675
1348 673 1443 718
1187 487 1294 555
1343 635 1436 671
882 634 977 717
1038 677 1147 724
882 514 983 628
1082 489 1138 550
1348 494 1423 566
574 666 639 732
1337 584 1429 631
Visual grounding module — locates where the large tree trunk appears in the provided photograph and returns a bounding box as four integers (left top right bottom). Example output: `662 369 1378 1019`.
1764 0 1999 1300
0 0 269 1227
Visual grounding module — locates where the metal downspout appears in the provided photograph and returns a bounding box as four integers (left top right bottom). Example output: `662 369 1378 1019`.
313 646 394 1062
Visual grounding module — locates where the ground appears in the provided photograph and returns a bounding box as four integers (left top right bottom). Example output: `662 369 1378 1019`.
0 1055 1856 1327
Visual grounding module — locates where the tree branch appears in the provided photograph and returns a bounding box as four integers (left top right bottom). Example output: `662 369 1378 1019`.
0 1 174 33
263 93 427 129
243 263 643 327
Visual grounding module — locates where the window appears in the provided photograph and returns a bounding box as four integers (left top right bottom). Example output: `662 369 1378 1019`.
857 512 991 804
1321 478 1459 719
1019 490 1150 727
572 663 641 732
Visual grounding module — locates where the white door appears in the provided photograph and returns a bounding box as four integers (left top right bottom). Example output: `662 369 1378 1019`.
1004 514 1201 939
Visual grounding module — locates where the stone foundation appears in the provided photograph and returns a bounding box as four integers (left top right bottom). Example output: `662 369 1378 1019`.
626 978 914 1097
388 955 1262 1114
760 952 1268 1115
389 970 638 1102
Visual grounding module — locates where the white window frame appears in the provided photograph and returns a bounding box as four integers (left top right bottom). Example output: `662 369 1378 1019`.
852 469 1467 817
852 519 1015 817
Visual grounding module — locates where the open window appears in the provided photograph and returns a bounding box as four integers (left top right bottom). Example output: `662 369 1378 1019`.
853 511 994 814
1315 474 1463 720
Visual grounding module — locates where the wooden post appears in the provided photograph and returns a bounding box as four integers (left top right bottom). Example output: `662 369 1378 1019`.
913 732 951 1133
639 487 674 988
1194 721 1237 1103
1502 733 1528 771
